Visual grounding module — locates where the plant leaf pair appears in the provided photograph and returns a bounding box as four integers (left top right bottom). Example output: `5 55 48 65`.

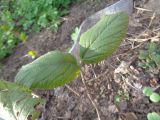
143 87 160 103
15 12 129 90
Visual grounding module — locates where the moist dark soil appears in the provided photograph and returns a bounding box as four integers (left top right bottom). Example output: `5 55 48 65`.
0 0 160 120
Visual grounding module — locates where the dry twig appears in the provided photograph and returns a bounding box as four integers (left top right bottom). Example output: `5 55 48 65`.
81 72 101 120
149 12 156 28
86 70 109 83
65 85 80 97
134 7 152 12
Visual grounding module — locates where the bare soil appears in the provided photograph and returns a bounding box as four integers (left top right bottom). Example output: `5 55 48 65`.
0 0 160 120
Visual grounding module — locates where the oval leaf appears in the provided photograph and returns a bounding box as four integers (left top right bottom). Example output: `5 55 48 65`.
80 12 129 64
147 112 160 120
143 87 153 97
0 80 44 120
150 93 160 103
15 51 80 89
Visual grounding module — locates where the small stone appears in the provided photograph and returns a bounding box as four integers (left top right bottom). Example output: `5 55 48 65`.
114 74 122 83
125 112 138 120
54 87 64 96
114 61 129 74
108 105 118 113
101 106 108 115
102 94 106 98
79 104 87 112
134 83 142 89
118 101 127 112
65 111 71 118
94 83 98 88
79 87 85 92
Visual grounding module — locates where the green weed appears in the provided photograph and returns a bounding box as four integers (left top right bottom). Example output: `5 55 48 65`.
0 0 74 59
143 87 160 120
138 42 160 69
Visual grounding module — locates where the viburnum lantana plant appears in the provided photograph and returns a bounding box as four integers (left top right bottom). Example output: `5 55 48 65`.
0 12 129 120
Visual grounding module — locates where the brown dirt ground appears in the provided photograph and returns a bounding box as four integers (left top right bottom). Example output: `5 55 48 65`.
0 0 160 120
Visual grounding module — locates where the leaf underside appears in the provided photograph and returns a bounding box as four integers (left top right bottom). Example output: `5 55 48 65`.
15 51 80 90
80 12 129 64
0 80 44 120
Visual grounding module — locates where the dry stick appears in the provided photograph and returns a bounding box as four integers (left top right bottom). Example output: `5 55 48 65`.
90 65 97 78
65 85 80 97
52 116 70 119
86 69 109 83
134 7 152 12
153 27 160 32
149 12 156 28
127 12 157 44
81 72 101 120
132 42 144 50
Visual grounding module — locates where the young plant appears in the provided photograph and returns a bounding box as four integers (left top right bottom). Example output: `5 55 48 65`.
138 42 160 69
143 87 160 120
0 12 129 120
71 27 80 42
143 87 160 103
114 90 129 104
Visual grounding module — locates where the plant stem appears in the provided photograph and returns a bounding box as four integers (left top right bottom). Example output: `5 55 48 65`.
81 72 101 120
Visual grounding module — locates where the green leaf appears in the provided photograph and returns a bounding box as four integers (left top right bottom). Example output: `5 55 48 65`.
148 61 157 68
80 12 129 64
152 54 160 67
138 62 148 69
15 51 80 90
139 50 149 60
143 87 153 97
0 25 10 32
38 14 48 27
20 32 27 42
0 80 44 120
150 93 160 103
147 112 160 120
149 42 157 54
114 95 120 103
71 27 80 42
